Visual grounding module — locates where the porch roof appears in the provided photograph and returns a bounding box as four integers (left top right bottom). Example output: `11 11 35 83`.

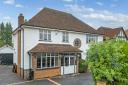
29 43 82 53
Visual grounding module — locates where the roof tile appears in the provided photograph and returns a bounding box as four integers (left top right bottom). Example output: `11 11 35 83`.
25 7 99 34
29 43 82 53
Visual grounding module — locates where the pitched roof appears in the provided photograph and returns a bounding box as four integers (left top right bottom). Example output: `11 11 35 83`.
29 43 82 53
25 7 99 34
97 27 127 39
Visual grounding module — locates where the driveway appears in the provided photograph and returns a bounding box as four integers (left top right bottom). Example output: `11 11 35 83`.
0 65 24 85
12 72 94 85
52 73 94 85
0 65 94 85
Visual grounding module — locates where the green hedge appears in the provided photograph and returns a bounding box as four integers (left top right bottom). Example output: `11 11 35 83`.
87 40 128 85
79 59 88 73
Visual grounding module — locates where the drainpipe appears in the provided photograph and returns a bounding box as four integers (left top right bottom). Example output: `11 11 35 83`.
22 28 24 79
28 52 32 80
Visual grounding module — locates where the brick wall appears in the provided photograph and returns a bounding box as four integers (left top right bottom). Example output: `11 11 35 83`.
34 67 61 79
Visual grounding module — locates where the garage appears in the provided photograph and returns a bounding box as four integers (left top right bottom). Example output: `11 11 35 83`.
0 45 14 65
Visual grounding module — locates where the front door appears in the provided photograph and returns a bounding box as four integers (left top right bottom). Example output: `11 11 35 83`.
61 55 76 75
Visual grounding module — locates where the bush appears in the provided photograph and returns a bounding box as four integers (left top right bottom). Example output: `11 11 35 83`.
79 59 88 73
87 40 128 84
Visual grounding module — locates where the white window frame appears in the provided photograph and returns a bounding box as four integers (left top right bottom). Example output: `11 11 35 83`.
36 53 59 69
39 29 51 41
62 32 69 43
86 34 98 43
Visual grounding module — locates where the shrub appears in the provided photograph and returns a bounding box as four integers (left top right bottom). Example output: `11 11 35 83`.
79 59 88 73
87 40 128 84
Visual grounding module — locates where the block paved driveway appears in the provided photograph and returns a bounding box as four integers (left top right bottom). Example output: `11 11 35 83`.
0 65 94 85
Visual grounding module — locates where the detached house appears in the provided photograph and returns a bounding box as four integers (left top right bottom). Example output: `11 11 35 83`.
13 8 103 80
98 27 127 40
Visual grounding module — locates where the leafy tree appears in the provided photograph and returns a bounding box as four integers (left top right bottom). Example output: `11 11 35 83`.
87 40 128 85
5 22 13 46
0 22 5 47
0 22 13 47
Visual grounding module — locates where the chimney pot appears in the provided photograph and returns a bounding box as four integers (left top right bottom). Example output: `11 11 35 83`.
18 13 24 26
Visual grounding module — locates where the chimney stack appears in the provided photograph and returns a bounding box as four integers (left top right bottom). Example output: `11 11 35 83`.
18 13 24 26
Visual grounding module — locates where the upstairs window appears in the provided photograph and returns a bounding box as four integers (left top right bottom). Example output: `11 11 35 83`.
39 29 51 41
62 32 69 42
86 34 98 43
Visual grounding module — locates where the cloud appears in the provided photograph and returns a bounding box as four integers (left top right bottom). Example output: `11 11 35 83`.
3 16 11 22
3 0 15 5
62 0 73 2
3 0 24 8
65 4 94 13
65 4 128 29
15 4 24 8
96 2 103 6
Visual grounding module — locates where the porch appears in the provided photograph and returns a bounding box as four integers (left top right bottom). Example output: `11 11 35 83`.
29 43 82 79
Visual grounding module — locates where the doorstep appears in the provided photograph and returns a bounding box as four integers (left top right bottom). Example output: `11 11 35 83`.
61 73 80 78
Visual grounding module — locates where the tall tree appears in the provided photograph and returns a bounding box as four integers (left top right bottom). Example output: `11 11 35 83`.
0 22 13 47
0 22 5 47
5 22 13 46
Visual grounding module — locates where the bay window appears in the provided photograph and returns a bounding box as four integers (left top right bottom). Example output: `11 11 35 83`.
55 57 59 66
37 53 59 69
37 56 41 68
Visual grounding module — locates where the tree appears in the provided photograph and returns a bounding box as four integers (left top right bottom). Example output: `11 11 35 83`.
0 22 13 47
0 22 5 47
87 40 128 85
5 22 13 46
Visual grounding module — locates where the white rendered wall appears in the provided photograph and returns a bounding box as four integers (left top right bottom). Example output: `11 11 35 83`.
13 33 18 64
20 26 103 69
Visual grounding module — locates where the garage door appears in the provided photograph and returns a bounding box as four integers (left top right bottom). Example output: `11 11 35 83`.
0 53 13 65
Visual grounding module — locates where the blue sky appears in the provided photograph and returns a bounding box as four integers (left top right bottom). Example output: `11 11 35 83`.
0 0 128 30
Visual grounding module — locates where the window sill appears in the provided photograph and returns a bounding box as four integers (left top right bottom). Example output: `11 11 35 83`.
36 66 60 70
39 40 52 42
62 41 69 43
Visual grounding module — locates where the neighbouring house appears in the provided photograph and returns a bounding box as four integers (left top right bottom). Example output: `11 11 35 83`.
13 7 103 80
0 45 13 65
125 29 128 38
97 27 127 40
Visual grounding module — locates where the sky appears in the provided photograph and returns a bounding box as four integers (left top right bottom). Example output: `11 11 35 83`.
0 0 128 30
